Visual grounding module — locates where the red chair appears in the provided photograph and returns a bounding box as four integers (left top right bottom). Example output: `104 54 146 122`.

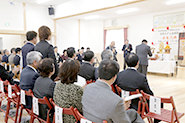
30 95 53 123
18 89 33 123
141 90 184 123
74 108 108 123
86 80 95 85
4 82 21 123
49 98 78 123
0 79 8 113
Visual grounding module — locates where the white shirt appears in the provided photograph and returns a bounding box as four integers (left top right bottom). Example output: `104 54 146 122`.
127 67 137 70
27 65 37 73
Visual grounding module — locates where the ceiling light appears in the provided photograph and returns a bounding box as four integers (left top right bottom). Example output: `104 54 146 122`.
36 0 51 4
166 0 185 5
84 15 100 20
116 8 139 14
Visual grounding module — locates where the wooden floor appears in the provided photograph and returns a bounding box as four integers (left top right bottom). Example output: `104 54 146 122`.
0 74 184 123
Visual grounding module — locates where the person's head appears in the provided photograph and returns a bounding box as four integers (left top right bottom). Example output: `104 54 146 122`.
26 31 37 44
101 49 113 60
86 47 90 51
110 41 115 47
15 48 21 55
63 50 67 56
125 53 139 68
54 46 58 53
59 60 80 84
3 49 9 55
142 39 148 44
125 39 129 45
67 47 76 58
38 26 51 41
81 47 84 53
26 51 42 69
83 51 94 64
10 48 16 55
38 58 55 78
99 60 119 85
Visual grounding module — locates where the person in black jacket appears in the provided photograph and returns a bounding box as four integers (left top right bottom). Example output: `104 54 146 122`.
34 26 58 80
33 58 56 121
78 51 96 81
13 48 21 66
116 53 153 111
22 31 37 68
122 39 132 69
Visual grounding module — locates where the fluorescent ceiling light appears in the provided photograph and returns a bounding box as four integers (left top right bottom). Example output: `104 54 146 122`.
166 0 185 5
36 0 51 4
84 15 100 20
116 8 139 14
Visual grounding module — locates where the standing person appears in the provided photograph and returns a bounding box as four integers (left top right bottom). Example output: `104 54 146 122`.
122 39 133 69
2 49 9 63
106 41 117 61
22 31 37 68
8 48 16 65
13 48 22 66
54 46 63 64
136 39 152 75
34 26 58 80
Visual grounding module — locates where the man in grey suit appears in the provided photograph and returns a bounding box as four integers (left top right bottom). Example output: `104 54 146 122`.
136 39 152 75
82 60 144 123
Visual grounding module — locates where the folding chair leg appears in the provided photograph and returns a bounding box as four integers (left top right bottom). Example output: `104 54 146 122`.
29 116 34 123
147 117 153 123
14 103 19 123
5 101 11 123
18 106 23 123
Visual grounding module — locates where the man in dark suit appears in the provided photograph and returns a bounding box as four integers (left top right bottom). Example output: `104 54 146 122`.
22 31 37 68
136 39 152 75
116 53 153 111
2 49 9 63
122 39 133 69
78 51 96 81
13 48 22 66
20 51 42 109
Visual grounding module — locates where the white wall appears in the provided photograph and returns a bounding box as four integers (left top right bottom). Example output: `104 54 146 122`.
0 1 54 50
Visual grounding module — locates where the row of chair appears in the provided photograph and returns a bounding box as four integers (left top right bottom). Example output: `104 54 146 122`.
0 79 107 123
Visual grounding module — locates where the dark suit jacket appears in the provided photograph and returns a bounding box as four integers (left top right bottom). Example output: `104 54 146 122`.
34 40 58 80
78 62 96 81
122 44 132 57
77 54 83 64
33 76 56 120
13 55 20 66
116 69 153 110
2 55 8 63
0 65 14 84
136 43 152 65
22 42 35 68
20 66 39 109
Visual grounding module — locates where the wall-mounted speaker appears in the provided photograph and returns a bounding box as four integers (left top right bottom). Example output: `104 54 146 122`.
48 6 55 15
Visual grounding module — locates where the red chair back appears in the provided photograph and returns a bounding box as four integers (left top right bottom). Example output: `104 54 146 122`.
49 98 78 123
86 80 95 85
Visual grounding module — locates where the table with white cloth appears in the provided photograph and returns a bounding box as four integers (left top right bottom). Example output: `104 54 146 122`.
148 60 176 75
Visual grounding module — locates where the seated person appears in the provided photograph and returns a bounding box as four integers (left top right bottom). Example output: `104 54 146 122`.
61 49 68 61
0 64 19 85
82 60 144 123
53 60 83 123
67 47 76 60
78 51 96 81
13 48 22 66
2 49 9 63
33 58 56 120
116 53 153 110
20 51 42 109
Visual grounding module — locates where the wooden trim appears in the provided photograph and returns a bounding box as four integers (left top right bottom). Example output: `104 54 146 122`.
78 19 81 49
54 0 145 20
23 2 27 31
0 30 26 35
104 26 128 30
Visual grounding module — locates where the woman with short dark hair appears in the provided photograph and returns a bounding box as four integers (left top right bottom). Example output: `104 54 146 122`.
33 58 56 120
34 26 58 80
53 59 83 123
